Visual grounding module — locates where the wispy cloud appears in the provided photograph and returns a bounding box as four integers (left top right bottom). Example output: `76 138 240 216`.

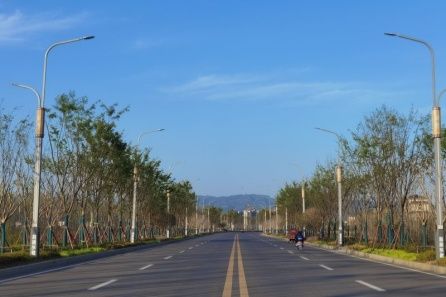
131 38 166 50
0 10 88 45
162 72 409 105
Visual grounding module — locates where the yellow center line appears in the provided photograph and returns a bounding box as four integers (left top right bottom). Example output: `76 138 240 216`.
237 234 250 297
222 234 237 297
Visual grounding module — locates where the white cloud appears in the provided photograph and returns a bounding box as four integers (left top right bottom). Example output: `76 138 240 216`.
163 72 408 105
0 10 88 45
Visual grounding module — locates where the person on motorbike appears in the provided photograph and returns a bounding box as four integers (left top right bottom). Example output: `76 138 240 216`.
295 230 305 248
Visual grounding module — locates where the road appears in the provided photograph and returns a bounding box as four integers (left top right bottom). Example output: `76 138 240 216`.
1 232 446 296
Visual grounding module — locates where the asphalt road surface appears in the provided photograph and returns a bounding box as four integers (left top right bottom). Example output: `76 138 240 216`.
1 232 446 296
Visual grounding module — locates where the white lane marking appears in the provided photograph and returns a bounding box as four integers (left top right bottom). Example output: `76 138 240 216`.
355 280 386 292
164 256 173 260
280 247 284 250
139 264 153 270
88 279 117 291
0 257 102 285
195 244 199 247
287 250 294 254
319 264 334 271
188 246 193 250
309 244 446 280
300 256 310 261
273 244 278 247
179 250 185 254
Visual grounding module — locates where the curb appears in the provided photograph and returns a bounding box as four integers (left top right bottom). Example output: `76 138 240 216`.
306 242 446 276
261 233 446 276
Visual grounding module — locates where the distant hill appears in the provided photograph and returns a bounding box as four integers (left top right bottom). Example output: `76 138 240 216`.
197 194 274 211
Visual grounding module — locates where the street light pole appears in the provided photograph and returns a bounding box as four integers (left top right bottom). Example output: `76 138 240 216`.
385 32 444 259
166 190 171 238
315 127 344 246
131 129 165 243
275 205 278 234
195 201 198 235
13 35 94 257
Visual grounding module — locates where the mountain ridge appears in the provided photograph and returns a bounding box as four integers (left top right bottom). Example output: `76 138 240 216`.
197 194 274 211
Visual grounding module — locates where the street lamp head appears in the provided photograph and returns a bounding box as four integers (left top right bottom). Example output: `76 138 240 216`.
384 32 398 37
83 35 95 40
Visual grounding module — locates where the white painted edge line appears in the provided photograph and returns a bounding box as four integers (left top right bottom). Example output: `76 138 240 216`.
355 280 385 292
0 258 100 285
319 264 334 271
310 244 446 280
188 246 193 250
179 250 185 254
139 264 153 270
300 256 310 261
164 256 173 260
287 250 294 254
88 279 117 291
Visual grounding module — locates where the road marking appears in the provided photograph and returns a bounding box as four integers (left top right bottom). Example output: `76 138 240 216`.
139 264 153 270
355 280 386 292
222 234 237 297
189 246 193 249
179 250 185 253
88 279 117 291
195 244 199 247
319 264 334 271
273 244 278 247
164 256 173 260
287 250 294 254
0 257 105 285
309 244 446 280
280 247 284 250
236 234 250 297
300 256 310 261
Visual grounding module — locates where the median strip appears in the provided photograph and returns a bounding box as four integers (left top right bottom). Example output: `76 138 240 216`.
355 280 385 292
88 279 117 291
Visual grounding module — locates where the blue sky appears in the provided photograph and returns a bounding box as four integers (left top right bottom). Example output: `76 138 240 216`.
1 1 446 196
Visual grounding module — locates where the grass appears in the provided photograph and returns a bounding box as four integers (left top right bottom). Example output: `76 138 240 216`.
59 246 105 257
360 247 418 261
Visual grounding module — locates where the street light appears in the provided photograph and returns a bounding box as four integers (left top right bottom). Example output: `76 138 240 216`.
131 128 165 243
13 35 94 257
315 127 344 247
291 163 306 214
385 32 444 259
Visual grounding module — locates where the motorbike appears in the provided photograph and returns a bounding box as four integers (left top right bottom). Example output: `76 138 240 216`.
295 239 303 250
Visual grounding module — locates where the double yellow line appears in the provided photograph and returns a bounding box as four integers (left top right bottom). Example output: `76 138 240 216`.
222 234 249 297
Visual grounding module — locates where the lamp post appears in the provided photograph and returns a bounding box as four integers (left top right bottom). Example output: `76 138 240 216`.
166 190 171 238
13 35 94 257
131 129 164 243
195 200 199 235
315 127 343 246
385 32 444 259
291 163 306 213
